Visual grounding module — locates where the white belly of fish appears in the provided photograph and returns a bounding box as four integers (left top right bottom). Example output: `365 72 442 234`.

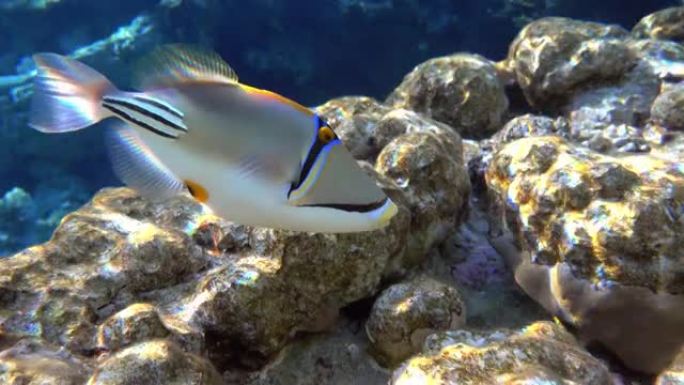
146 135 387 233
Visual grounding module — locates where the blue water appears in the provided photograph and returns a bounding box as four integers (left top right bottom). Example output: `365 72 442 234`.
0 0 680 255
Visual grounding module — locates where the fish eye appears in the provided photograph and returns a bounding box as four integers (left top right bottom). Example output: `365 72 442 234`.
318 126 336 143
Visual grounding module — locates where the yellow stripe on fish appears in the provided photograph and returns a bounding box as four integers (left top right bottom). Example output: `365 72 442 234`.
239 84 315 117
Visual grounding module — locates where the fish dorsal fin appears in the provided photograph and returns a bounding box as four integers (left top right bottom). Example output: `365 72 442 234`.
132 44 238 91
105 120 188 200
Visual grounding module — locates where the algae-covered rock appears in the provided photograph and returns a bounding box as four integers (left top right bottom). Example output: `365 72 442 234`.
374 109 463 156
0 185 411 371
0 189 210 354
386 53 508 139
506 17 632 109
564 60 661 151
315 96 392 161
632 6 684 43
376 131 471 269
175 212 410 370
390 321 613 385
492 114 569 147
235 321 390 385
365 276 465 367
486 136 684 373
652 84 684 131
96 303 202 354
627 38 684 71
0 339 91 385
88 339 222 385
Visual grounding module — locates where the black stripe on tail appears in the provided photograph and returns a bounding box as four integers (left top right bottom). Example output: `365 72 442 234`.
102 104 178 139
102 97 187 133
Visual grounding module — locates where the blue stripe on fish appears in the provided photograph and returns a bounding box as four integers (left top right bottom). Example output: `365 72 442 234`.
288 115 336 197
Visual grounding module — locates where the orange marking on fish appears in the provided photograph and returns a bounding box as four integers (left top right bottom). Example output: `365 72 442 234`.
185 179 210 203
240 84 314 116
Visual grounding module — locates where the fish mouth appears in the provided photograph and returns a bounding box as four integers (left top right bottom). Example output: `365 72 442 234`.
302 197 389 213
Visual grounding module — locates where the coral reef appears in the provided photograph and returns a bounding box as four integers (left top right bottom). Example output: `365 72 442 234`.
390 321 613 385
632 6 684 43
232 321 390 385
652 84 684 131
0 186 409 366
0 339 91 385
365 276 465 366
503 17 633 109
2 2 684 384
386 53 509 139
0 0 63 11
486 136 684 373
376 130 471 269
480 7 684 375
0 176 91 256
89 339 223 385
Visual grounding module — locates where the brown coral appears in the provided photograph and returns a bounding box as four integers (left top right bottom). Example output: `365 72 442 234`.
486 136 684 373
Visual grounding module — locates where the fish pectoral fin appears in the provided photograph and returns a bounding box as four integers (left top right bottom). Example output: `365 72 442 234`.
105 120 187 200
132 44 239 91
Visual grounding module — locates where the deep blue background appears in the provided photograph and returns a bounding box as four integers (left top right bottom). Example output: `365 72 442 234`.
1 0 678 105
0 0 679 254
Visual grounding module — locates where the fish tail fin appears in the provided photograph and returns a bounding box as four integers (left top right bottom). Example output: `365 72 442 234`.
29 53 116 133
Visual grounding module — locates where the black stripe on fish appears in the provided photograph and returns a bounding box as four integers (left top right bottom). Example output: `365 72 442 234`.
102 97 187 133
289 139 326 196
288 115 336 197
102 104 178 139
132 96 184 119
302 197 388 213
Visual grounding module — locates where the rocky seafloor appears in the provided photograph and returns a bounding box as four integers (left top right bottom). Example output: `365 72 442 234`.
2 4 684 385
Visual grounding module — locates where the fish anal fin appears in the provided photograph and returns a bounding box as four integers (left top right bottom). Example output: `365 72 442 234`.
105 120 187 199
132 44 238 91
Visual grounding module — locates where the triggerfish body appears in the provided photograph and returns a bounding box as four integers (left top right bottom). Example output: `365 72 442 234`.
28 44 398 232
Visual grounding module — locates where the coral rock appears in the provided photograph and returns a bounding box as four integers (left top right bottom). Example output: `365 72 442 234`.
88 339 222 385
390 321 613 385
486 136 684 373
564 60 660 152
0 189 210 355
237 322 389 385
0 185 412 373
177 209 410 369
376 131 471 269
374 108 463 153
96 303 200 354
0 339 91 385
386 53 508 139
365 276 465 367
493 114 569 147
627 38 684 70
506 17 632 109
632 6 684 43
652 84 684 131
